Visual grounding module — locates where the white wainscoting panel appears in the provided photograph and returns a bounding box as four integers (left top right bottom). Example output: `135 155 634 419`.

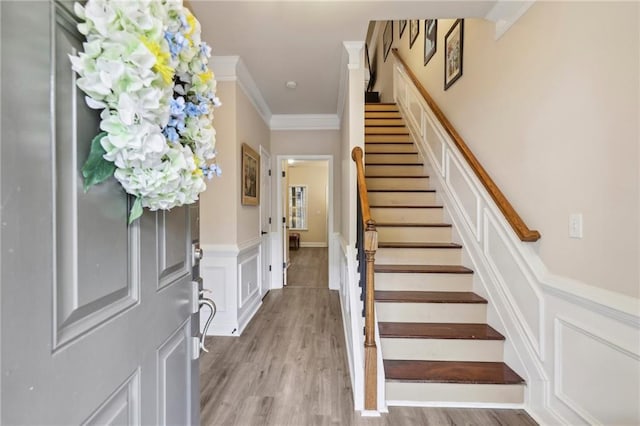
554 317 640 425
237 242 262 334
201 240 262 336
484 214 543 358
423 113 445 177
446 152 481 240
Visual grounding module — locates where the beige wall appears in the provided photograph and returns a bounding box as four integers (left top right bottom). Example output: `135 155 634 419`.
236 87 270 245
200 81 237 245
271 130 342 235
288 162 329 245
375 3 640 298
200 81 270 247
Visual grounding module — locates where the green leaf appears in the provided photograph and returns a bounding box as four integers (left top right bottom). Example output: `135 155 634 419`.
128 197 143 225
82 132 115 192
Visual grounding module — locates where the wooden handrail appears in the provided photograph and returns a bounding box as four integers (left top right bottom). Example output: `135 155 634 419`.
351 146 378 411
391 49 541 242
352 147 372 224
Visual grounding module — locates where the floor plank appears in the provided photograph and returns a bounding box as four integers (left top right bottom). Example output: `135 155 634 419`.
200 287 536 426
287 247 328 288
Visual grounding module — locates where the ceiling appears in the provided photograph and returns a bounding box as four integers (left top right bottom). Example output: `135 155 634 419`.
189 1 497 118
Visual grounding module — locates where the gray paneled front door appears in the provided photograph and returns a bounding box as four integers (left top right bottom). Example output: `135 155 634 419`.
1 1 199 424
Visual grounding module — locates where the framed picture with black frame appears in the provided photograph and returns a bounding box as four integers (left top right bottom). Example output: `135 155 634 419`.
383 20 393 61
409 19 419 49
399 20 407 37
444 19 464 90
423 19 437 66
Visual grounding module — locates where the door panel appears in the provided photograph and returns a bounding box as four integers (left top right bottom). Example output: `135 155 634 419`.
158 208 190 290
1 2 199 424
157 320 191 426
83 370 141 425
53 2 139 349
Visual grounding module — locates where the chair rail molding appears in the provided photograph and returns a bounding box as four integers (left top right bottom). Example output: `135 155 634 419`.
392 56 640 425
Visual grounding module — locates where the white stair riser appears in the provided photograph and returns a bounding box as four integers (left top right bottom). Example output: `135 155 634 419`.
368 192 436 206
366 127 409 135
366 178 430 190
371 207 444 223
365 135 413 143
366 144 417 153
386 382 524 404
365 112 402 119
376 302 486 323
366 154 421 164
377 226 451 243
365 165 425 176
381 338 504 362
365 104 398 112
376 248 462 265
366 118 405 126
375 273 473 292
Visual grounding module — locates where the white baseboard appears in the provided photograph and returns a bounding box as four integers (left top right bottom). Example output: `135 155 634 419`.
299 242 328 248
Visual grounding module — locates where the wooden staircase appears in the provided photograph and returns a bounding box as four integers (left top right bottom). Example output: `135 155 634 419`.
365 103 525 405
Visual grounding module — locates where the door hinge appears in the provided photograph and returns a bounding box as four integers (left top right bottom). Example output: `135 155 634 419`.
282 217 286 224
283 262 286 269
268 169 272 176
282 171 286 178
269 217 272 224
269 265 272 271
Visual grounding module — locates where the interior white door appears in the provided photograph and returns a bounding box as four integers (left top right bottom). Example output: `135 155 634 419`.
1 2 199 424
260 147 272 297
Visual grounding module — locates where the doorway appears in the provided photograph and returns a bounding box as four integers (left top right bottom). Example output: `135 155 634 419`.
276 156 334 289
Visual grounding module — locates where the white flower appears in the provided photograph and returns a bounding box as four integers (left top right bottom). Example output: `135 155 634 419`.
72 0 219 217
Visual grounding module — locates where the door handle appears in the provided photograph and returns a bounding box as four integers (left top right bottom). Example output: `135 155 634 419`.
261 231 268 235
198 297 216 353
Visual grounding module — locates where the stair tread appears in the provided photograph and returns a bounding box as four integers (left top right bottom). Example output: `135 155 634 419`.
366 162 422 165
370 205 443 209
365 142 414 145
378 242 462 249
375 264 473 274
375 291 487 304
368 189 434 193
376 222 451 227
384 360 524 384
366 175 428 179
366 152 417 155
379 322 505 340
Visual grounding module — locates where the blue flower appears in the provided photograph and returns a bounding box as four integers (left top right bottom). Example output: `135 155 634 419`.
170 97 185 117
185 102 200 117
200 42 212 58
163 126 179 143
201 163 222 179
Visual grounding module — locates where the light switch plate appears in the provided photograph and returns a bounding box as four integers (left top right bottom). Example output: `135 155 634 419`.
569 213 583 239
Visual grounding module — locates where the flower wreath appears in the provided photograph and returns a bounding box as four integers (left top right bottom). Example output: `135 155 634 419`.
70 0 220 223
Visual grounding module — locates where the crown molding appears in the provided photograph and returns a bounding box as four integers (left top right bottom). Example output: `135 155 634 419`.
485 0 535 40
211 55 272 126
270 114 340 131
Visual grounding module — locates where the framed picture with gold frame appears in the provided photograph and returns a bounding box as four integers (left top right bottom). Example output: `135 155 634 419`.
241 143 260 205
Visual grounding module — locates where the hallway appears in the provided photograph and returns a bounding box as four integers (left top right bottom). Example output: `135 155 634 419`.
199 250 537 425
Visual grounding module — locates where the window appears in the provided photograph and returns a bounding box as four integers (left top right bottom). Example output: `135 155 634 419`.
288 185 307 230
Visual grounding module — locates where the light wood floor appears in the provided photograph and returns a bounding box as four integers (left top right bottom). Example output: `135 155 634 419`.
200 279 537 425
287 247 328 288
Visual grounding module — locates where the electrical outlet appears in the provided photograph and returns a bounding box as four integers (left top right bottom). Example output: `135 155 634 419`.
569 213 583 239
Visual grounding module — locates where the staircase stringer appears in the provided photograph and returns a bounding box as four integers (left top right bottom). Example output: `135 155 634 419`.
393 99 554 419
